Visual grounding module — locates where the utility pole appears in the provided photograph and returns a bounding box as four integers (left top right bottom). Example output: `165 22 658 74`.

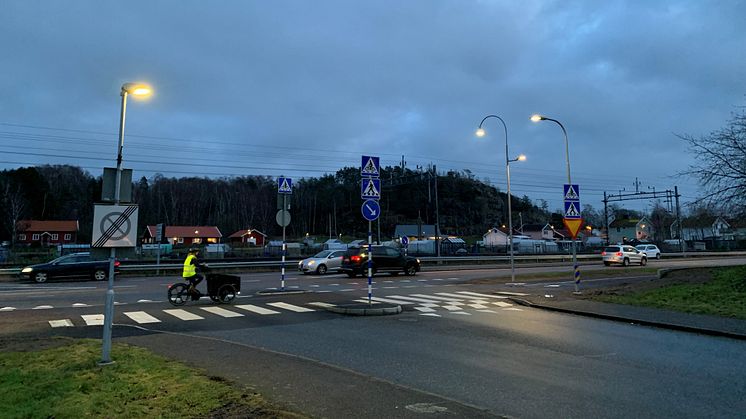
433 165 440 259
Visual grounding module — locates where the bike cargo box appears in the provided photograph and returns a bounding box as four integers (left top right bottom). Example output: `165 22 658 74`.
207 273 241 295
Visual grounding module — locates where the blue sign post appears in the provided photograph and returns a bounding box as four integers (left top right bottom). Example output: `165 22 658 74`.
360 155 380 306
563 184 582 292
400 235 409 256
277 176 292 291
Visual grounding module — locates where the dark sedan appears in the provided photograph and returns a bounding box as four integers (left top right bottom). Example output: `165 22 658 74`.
340 245 420 277
20 252 119 283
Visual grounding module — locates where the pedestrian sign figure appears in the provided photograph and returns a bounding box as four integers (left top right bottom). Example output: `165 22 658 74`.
361 155 380 177
278 177 292 194
360 178 381 199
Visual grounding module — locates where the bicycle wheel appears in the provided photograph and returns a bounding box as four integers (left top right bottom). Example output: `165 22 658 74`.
217 284 236 303
168 283 190 306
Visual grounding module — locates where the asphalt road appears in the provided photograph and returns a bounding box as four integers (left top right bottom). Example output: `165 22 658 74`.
2 257 745 417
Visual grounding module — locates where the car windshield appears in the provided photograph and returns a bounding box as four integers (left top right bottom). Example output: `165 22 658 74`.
313 250 332 258
604 246 620 252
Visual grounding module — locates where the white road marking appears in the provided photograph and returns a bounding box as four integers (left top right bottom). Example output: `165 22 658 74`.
137 299 154 303
267 302 315 313
477 309 498 313
330 284 340 286
316 290 331 293
340 289 355 292
436 292 497 300
456 291 509 299
493 302 513 307
410 294 463 303
114 301 126 305
387 295 444 304
235 305 280 315
354 299 382 304
443 305 463 311
33 305 53 310
383 286 398 289
414 306 436 313
348 282 359 285
200 307 244 318
72 303 89 308
495 291 530 296
419 313 441 317
164 309 204 321
371 297 415 305
417 279 428 282
0 307 16 311
432 278 444 281
383 280 394 283
308 302 336 308
544 284 561 288
403 285 418 288
81 314 104 326
49 319 73 327
447 277 459 280
502 307 524 311
400 280 411 283
451 311 472 316
124 311 161 324
309 284 320 288
468 304 489 309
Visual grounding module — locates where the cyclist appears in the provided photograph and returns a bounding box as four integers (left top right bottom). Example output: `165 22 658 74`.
183 247 205 299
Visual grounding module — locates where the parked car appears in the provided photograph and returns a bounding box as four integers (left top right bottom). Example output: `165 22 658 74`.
298 250 346 275
635 244 661 259
601 245 647 266
20 252 119 283
340 245 420 277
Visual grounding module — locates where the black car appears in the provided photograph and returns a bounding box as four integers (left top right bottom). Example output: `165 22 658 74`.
20 252 119 283
340 245 420 277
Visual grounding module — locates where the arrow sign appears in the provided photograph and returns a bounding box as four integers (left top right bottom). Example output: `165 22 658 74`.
361 199 380 221
563 218 584 239
400 235 409 247
564 201 581 218
360 178 381 199
277 177 292 194
361 155 380 177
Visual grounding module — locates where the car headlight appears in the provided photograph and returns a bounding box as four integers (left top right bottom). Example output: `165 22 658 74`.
22 267 33 273
308 260 315 266
416 259 420 264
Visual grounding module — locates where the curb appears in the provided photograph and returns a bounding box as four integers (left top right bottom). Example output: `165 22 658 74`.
326 303 402 316
509 297 746 341
255 289 308 296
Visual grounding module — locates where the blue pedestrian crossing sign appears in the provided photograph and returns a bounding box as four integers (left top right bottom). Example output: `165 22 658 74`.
563 184 579 201
361 199 380 221
564 201 581 218
277 177 292 194
361 178 381 199
361 155 380 177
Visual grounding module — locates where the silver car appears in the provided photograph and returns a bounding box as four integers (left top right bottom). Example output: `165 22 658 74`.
298 250 346 275
602 245 647 266
635 244 661 259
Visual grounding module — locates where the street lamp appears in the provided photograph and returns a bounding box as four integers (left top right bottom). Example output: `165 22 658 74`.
530 114 580 292
101 82 152 365
476 115 526 284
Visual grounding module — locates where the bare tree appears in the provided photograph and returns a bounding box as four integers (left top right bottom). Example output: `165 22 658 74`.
2 182 27 246
679 107 746 214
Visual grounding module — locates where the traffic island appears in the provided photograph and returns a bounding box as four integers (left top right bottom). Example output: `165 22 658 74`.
326 302 401 316
255 288 307 296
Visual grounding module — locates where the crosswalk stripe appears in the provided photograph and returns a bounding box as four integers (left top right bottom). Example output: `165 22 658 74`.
419 313 441 317
493 302 513 307
81 314 104 326
200 307 244 318
409 294 463 303
370 297 415 305
124 311 161 324
452 311 472 316
235 304 281 315
496 291 530 296
442 305 463 311
456 291 509 299
477 309 498 313
414 306 436 313
502 307 524 311
49 319 73 328
0 307 16 311
33 305 53 310
468 304 489 309
435 292 491 299
72 303 89 308
164 309 204 321
387 295 443 304
308 302 336 308
267 302 315 313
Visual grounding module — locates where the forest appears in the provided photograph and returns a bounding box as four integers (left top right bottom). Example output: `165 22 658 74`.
0 164 568 244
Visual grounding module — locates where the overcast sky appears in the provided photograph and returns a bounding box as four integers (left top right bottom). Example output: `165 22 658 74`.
2 0 745 215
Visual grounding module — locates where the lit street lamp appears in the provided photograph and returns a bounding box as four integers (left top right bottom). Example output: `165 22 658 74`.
101 82 152 365
476 115 526 284
530 114 580 292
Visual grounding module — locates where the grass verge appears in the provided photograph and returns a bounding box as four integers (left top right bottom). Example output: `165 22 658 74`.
0 338 303 418
592 266 746 319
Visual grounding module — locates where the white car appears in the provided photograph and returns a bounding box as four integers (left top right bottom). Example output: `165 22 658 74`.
298 250 346 275
635 244 661 259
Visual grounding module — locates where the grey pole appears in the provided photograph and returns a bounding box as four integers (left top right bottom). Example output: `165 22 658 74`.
100 87 128 365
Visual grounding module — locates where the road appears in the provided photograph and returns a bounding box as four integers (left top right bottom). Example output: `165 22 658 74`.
2 257 745 417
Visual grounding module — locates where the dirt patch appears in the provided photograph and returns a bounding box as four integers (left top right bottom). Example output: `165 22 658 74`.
578 268 714 298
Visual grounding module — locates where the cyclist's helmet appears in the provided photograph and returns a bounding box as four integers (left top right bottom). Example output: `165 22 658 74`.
188 247 200 254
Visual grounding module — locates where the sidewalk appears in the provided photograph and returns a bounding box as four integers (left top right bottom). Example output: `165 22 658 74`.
509 293 746 340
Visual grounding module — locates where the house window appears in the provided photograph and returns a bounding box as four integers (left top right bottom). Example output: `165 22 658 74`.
192 238 202 244
64 234 71 240
207 238 218 244
177 237 184 244
18 234 26 241
51 234 59 240
32 234 40 241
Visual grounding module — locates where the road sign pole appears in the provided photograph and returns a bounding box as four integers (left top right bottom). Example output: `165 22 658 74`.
281 194 286 292
368 221 372 306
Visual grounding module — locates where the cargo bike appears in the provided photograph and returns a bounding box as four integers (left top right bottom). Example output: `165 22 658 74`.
167 268 241 306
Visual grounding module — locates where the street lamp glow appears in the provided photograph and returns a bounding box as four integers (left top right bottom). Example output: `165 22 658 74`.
475 128 486 137
517 154 527 161
122 83 153 97
530 114 544 122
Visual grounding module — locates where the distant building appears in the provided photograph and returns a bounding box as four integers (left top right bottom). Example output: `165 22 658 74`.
143 225 222 246
680 216 732 241
394 224 441 241
520 223 556 241
16 220 79 246
608 216 651 244
227 228 267 246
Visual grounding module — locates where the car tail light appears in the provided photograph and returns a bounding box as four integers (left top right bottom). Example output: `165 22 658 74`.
114 260 121 267
616 252 623 257
351 255 361 263
601 251 606 256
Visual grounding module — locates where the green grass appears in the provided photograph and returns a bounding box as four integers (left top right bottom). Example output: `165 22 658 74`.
0 339 296 418
594 266 746 319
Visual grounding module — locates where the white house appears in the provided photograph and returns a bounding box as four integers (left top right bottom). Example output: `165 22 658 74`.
482 227 509 246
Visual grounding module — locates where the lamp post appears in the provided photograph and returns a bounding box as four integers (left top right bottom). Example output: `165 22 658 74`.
530 114 580 292
100 82 152 365
476 115 526 284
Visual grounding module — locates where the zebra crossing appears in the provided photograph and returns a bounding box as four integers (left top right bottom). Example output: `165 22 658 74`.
46 290 528 327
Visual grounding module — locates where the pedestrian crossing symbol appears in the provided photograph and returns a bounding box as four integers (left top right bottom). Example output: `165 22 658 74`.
277 177 292 194
361 155 380 177
564 201 581 218
563 184 579 201
360 177 381 199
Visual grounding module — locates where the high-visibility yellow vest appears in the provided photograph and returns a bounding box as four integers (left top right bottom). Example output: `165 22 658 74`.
183 254 197 277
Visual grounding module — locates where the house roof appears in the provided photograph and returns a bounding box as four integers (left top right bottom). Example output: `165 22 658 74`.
228 229 267 239
17 220 78 233
145 225 222 238
681 215 730 229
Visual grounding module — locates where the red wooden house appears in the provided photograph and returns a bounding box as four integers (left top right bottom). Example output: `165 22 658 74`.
143 225 222 246
16 220 79 246
227 229 267 246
